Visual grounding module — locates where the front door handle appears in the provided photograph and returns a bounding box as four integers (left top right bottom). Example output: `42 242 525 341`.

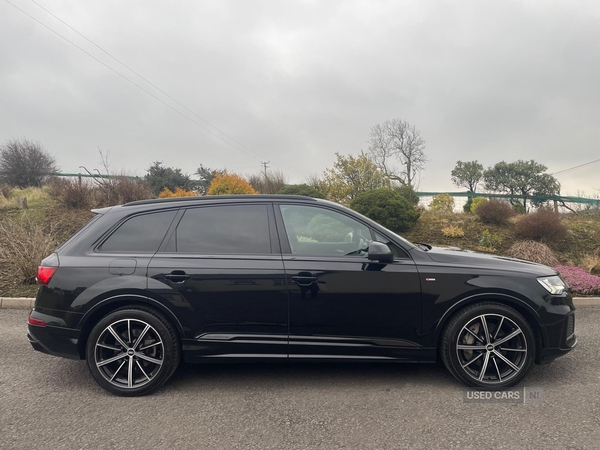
164 271 191 283
291 276 318 287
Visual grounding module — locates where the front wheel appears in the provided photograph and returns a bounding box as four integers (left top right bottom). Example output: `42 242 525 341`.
441 302 536 388
86 307 181 396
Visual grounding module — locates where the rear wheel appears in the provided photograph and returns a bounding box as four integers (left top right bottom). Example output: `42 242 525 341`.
441 302 536 388
86 307 180 396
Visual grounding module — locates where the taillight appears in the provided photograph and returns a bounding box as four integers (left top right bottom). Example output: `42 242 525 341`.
28 316 46 327
37 252 59 285
36 266 57 285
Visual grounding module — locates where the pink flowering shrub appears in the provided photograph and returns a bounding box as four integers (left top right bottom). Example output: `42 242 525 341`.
554 265 600 295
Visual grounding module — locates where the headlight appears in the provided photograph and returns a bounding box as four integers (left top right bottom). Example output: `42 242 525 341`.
537 276 567 295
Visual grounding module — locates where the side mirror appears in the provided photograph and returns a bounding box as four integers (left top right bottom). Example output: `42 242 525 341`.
367 241 394 264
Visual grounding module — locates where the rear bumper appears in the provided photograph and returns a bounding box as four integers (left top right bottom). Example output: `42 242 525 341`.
27 322 82 360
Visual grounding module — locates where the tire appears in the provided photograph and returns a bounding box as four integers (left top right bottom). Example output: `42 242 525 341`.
85 307 181 396
440 302 536 389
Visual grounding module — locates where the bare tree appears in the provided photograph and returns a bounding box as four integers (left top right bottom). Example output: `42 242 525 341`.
367 119 426 186
0 138 59 187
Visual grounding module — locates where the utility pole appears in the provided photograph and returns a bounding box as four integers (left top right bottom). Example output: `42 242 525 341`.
261 161 270 178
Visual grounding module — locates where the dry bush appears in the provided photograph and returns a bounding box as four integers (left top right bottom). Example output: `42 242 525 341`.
441 225 465 238
579 254 600 275
48 177 95 209
474 199 515 225
95 177 152 206
49 177 152 209
0 215 60 284
0 183 12 199
515 208 568 242
505 240 559 266
247 170 287 194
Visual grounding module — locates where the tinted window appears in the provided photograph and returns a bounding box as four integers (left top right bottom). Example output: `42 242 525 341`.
175 205 271 254
99 210 176 253
279 205 373 257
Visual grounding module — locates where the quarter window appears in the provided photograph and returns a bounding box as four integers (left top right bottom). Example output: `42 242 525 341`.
279 205 373 257
174 204 271 254
99 210 176 253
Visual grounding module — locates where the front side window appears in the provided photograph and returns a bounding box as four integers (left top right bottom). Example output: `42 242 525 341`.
279 205 373 257
99 210 177 253
174 204 271 254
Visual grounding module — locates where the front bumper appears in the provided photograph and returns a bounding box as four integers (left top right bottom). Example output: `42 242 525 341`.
536 310 577 364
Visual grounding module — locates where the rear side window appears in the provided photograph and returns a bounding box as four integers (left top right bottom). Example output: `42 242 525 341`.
174 204 271 254
99 210 177 253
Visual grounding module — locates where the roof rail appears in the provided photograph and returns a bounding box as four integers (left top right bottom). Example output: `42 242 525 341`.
122 194 318 207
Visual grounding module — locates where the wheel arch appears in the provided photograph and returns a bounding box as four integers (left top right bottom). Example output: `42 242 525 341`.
76 294 185 359
432 293 547 362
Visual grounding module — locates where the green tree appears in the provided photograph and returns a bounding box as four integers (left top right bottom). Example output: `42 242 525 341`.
451 160 483 212
451 160 484 192
0 138 59 187
394 184 420 206
145 161 194 196
350 188 420 232
321 152 390 205
483 160 560 211
196 164 223 195
278 184 325 198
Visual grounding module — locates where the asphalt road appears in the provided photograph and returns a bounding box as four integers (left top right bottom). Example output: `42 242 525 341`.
1 309 599 450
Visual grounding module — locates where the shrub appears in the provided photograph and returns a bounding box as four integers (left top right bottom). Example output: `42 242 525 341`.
247 170 287 194
554 265 600 295
579 254 600 275
470 197 488 213
0 183 12 199
305 214 352 242
207 171 257 195
50 177 152 209
145 161 195 196
278 184 325 198
505 241 559 266
515 208 568 242
395 184 420 206
480 229 502 250
350 188 420 232
441 225 465 238
512 202 526 214
429 193 454 212
475 199 515 225
463 197 473 213
0 215 60 284
48 178 95 209
158 187 197 198
95 177 152 206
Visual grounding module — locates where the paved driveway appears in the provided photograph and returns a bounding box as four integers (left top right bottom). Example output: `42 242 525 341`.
1 309 599 450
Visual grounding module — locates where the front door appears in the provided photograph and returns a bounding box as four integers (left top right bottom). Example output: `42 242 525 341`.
147 203 288 361
275 203 421 361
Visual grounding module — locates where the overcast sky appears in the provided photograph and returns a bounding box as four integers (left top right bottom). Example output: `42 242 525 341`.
1 0 599 195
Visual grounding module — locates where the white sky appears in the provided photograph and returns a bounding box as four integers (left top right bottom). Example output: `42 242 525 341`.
1 0 599 196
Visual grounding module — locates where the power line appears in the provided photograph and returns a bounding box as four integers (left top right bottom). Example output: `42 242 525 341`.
552 157 600 176
5 0 310 175
27 0 266 162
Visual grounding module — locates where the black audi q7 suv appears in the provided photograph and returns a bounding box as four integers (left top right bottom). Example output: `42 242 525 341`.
28 195 576 396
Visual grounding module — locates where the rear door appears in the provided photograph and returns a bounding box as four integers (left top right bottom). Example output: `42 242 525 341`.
146 202 288 361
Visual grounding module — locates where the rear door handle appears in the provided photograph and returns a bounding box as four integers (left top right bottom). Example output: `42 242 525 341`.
291 276 318 287
164 271 191 283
